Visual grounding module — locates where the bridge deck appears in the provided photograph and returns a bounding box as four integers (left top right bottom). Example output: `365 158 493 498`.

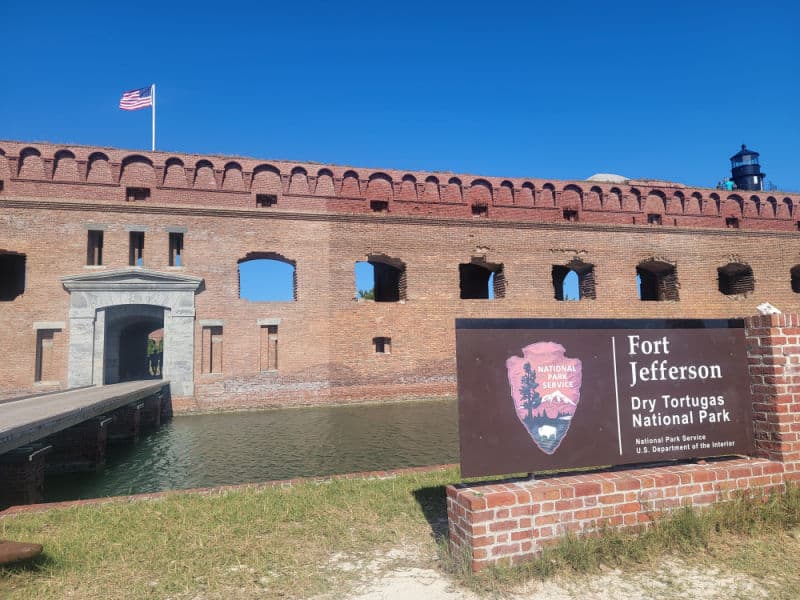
0 380 169 455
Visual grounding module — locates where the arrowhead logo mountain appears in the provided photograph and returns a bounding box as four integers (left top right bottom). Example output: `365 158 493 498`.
506 342 583 455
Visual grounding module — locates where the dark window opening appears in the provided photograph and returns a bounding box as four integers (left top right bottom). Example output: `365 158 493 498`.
355 256 407 302
0 180 4 192
373 336 391 354
791 266 800 294
726 217 740 229
647 214 662 225
87 230 104 266
637 260 679 301
238 253 297 301
471 204 488 217
459 259 505 299
256 194 277 207
169 232 184 267
260 325 278 371
370 200 389 213
202 326 223 374
0 252 25 301
129 231 145 266
563 209 579 222
35 329 57 383
796 221 800 231
718 263 754 295
126 187 150 202
552 261 596 301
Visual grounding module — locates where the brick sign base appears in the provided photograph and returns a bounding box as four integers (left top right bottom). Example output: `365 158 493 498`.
447 313 800 571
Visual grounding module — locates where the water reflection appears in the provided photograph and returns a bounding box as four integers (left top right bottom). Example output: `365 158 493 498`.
44 398 458 501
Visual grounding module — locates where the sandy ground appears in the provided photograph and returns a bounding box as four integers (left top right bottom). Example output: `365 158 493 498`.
324 546 772 600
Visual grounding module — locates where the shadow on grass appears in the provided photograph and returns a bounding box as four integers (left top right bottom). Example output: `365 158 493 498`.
0 552 56 574
412 485 449 540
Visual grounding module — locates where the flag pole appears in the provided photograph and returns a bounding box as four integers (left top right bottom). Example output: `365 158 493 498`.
151 83 156 151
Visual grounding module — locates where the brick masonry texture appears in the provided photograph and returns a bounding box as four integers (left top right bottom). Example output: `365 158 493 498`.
1 140 800 409
447 313 800 571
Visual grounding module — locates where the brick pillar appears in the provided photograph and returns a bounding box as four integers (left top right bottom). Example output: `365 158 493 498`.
745 312 800 477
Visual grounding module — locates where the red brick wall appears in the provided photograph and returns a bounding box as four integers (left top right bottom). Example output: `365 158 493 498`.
2 140 800 408
446 313 800 571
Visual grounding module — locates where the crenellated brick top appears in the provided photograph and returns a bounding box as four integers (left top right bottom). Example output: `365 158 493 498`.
1 139 798 232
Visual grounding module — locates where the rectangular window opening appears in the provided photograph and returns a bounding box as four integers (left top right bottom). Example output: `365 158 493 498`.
562 209 579 222
256 194 277 207
471 204 488 217
202 326 223 374
373 336 391 354
370 200 389 213
169 232 184 267
129 231 145 266
726 217 740 229
35 329 57 383
126 187 151 202
0 180 4 192
647 214 662 225
259 325 279 371
86 230 104 266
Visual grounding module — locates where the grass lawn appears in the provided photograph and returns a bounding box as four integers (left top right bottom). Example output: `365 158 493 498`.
2 467 800 599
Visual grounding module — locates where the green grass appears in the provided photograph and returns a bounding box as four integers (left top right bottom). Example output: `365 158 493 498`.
2 469 800 599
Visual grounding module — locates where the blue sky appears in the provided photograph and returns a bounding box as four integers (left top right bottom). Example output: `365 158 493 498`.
2 1 798 300
1 1 798 191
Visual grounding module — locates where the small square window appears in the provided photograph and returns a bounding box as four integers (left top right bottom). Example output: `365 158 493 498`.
563 209 579 222
126 187 150 202
647 214 662 225
256 194 277 207
373 336 391 354
726 217 740 229
471 204 488 217
370 200 389 213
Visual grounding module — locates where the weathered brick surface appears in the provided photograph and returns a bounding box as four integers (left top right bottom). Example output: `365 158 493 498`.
448 314 800 571
1 140 800 408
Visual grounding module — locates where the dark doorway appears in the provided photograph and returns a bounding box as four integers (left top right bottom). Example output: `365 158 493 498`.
104 305 165 384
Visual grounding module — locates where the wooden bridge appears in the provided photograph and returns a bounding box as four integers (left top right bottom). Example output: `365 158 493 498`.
0 380 171 508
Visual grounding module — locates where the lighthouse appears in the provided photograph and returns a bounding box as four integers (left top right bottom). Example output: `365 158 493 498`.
730 144 765 191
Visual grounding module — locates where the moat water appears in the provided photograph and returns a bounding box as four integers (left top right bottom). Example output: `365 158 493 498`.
44 397 459 502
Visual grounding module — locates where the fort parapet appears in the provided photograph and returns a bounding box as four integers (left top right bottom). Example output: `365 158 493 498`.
1 140 799 409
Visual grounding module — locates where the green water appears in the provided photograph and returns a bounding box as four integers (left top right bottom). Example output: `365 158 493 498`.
44 398 459 501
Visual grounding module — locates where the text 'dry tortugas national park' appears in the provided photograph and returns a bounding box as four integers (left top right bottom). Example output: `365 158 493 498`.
3 140 800 570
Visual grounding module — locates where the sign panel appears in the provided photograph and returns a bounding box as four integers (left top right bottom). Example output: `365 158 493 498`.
456 319 755 478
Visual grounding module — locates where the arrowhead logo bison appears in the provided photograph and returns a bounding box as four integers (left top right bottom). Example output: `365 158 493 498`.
506 342 582 454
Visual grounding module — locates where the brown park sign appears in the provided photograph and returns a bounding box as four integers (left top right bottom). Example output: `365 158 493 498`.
456 319 755 478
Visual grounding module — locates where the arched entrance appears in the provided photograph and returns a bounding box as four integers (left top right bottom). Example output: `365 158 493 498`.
61 269 203 396
103 304 165 384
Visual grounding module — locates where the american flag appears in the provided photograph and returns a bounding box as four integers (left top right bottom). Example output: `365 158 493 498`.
119 86 153 111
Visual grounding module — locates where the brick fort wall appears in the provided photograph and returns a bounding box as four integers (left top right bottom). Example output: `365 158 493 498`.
1 140 799 409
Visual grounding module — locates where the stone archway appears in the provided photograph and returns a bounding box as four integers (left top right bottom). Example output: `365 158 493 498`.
61 268 203 396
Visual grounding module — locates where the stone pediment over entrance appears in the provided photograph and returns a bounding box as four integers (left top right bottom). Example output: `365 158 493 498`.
62 268 203 292
62 268 204 396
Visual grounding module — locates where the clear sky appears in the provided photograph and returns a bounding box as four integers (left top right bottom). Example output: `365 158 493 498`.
1 1 798 192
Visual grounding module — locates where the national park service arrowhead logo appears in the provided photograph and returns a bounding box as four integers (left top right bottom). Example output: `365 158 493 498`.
506 342 582 454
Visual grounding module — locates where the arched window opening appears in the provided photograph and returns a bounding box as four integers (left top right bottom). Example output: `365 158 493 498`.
0 251 25 301
718 263 754 296
459 259 505 300
637 260 679 301
354 255 407 302
552 261 596 301
791 266 800 293
238 253 297 301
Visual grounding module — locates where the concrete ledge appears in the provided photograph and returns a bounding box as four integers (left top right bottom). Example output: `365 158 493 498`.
199 319 224 327
257 318 281 326
32 322 65 331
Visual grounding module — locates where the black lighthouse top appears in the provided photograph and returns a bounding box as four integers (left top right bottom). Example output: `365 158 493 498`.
729 144 765 191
